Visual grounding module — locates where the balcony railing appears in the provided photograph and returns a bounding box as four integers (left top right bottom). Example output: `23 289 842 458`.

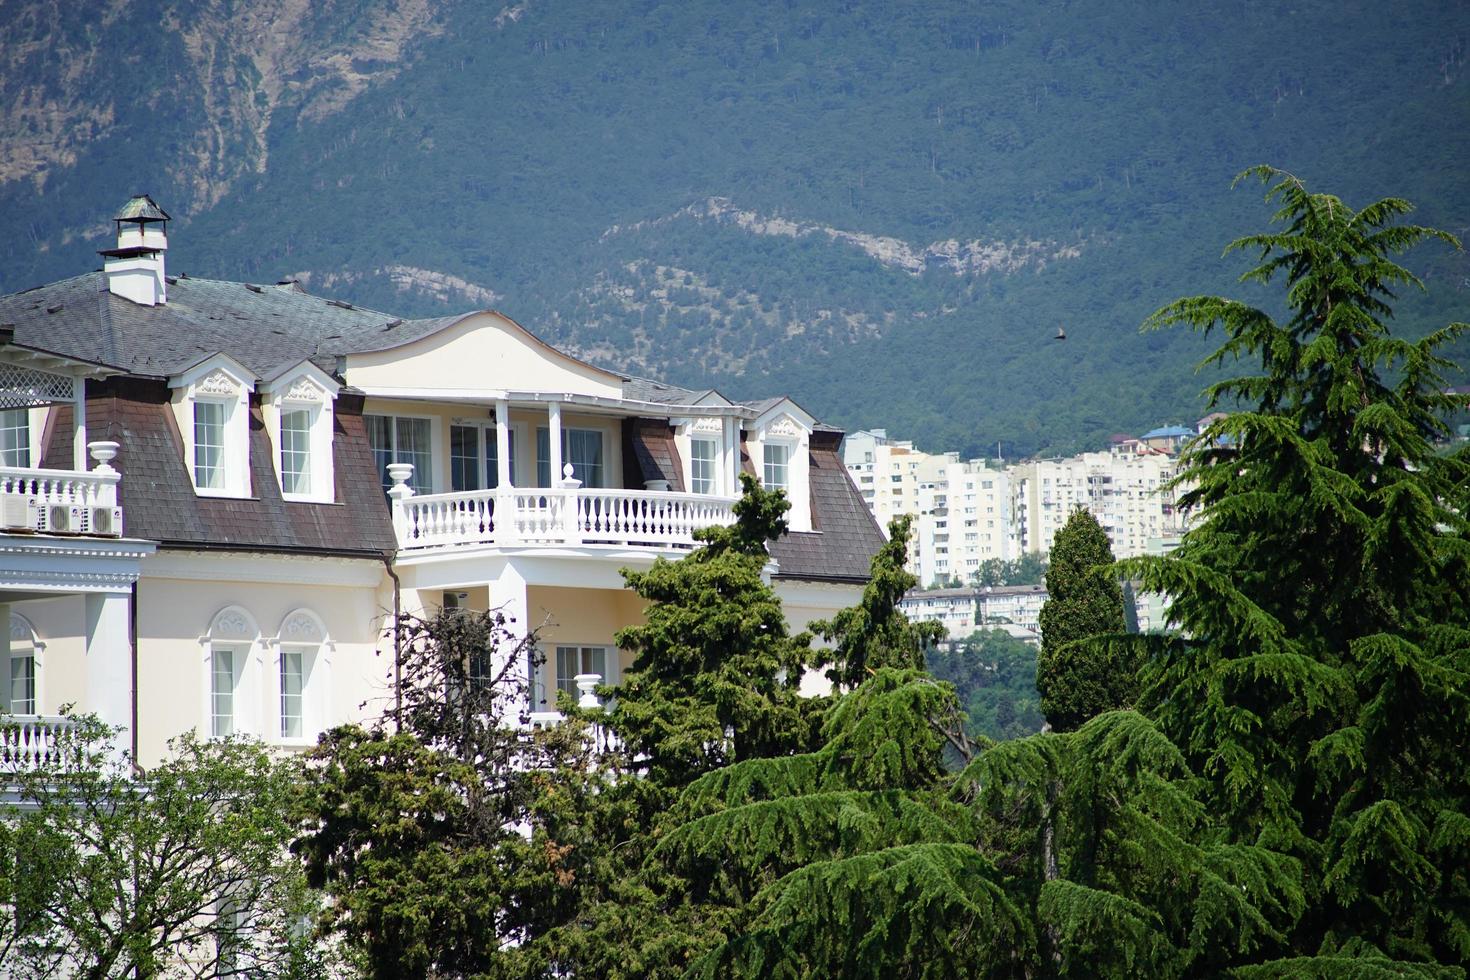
0 715 77 771
0 442 124 537
393 485 737 552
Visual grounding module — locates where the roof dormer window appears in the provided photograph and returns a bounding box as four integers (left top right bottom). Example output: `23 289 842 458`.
170 354 255 499
747 402 815 532
261 363 339 504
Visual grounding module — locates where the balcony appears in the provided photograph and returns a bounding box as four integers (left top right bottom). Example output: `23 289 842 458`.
393 484 737 553
0 715 77 772
0 442 124 537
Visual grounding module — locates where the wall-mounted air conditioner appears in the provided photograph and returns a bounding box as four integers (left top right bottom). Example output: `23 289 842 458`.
89 506 123 537
46 504 81 534
1 496 41 531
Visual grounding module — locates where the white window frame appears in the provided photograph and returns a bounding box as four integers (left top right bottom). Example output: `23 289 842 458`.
450 418 518 490
262 363 339 504
543 643 616 710
366 412 438 493
200 606 261 739
270 609 332 746
746 406 813 532
3 612 44 715
170 354 255 499
0 408 44 469
689 436 718 495
537 425 610 488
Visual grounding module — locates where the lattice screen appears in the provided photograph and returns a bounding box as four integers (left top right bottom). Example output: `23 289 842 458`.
0 361 75 409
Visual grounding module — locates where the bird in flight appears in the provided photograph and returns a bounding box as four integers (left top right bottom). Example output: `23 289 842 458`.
1054 324 1067 341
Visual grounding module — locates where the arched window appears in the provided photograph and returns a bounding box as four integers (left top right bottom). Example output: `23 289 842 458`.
272 609 332 743
201 607 261 738
6 613 44 715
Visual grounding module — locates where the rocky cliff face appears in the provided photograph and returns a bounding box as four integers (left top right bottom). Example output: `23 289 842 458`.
0 0 441 206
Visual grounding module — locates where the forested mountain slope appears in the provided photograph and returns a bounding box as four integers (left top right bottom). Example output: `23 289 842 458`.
3 0 1467 455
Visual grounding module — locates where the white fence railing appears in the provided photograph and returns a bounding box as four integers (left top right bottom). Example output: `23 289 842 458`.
0 443 124 537
394 486 736 552
0 715 77 771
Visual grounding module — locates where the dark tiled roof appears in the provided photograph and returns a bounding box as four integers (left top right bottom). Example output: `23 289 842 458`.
114 195 170 222
767 431 885 584
622 418 685 491
620 376 702 404
0 273 456 379
41 378 395 558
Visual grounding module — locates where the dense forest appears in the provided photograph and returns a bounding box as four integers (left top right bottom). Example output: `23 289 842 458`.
2 0 1468 454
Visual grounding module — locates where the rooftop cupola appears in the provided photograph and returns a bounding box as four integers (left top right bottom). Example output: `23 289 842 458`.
99 194 170 306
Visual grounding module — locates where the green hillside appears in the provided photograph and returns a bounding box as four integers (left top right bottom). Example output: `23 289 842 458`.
2 0 1467 455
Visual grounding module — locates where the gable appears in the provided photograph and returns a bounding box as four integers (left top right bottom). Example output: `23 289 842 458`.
342 311 624 400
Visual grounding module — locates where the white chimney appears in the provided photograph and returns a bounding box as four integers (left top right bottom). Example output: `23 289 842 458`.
101 194 170 306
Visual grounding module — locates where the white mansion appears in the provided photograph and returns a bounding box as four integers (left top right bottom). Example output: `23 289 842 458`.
0 197 885 768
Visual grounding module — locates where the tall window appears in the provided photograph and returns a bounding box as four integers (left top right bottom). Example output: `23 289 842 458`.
194 401 227 489
0 409 29 467
555 646 607 699
279 408 312 495
367 415 433 491
450 424 481 492
9 617 36 715
279 650 304 739
537 428 605 488
211 647 238 737
763 443 790 491
690 437 717 495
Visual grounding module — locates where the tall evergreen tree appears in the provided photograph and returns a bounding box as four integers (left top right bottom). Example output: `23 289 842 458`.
1126 166 1470 967
1036 509 1132 731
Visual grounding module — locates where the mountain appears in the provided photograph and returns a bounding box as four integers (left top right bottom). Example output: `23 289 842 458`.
3 0 1468 456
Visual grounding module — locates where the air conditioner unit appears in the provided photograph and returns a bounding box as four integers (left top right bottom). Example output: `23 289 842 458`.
1 496 40 531
46 504 81 534
90 506 122 537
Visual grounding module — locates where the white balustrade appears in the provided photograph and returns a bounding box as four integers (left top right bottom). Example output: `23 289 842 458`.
0 464 122 535
0 715 77 771
395 486 736 552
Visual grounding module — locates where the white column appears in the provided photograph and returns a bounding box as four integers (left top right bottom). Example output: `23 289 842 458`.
547 401 563 488
490 562 534 714
72 376 88 471
0 602 11 710
84 591 131 740
494 400 512 488
722 417 738 495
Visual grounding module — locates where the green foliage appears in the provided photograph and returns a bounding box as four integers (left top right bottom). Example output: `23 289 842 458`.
1037 509 1133 730
971 551 1050 588
927 629 1044 741
295 607 612 978
1123 167 1470 967
813 514 943 689
0 715 322 979
611 473 818 786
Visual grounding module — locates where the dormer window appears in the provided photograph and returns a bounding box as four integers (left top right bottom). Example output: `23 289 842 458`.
261 363 339 504
690 437 718 494
748 403 815 531
170 354 255 499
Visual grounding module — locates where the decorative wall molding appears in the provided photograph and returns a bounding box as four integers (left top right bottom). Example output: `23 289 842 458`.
766 416 803 438
195 370 242 397
280 610 325 644
283 376 327 404
211 608 255 639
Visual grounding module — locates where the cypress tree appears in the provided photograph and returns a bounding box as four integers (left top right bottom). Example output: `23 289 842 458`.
1036 509 1132 731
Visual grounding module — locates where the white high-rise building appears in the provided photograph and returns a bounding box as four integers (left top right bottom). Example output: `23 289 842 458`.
847 430 1188 587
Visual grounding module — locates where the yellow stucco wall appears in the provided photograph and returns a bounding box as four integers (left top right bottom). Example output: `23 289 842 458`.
345 312 624 400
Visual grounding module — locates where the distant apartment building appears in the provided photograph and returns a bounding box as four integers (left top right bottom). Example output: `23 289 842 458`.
1010 444 1183 559
899 583 1047 640
843 430 1013 582
846 429 1190 588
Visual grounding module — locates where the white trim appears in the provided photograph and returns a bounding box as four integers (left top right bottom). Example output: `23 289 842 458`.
263 362 339 504
201 605 263 739
266 608 333 746
172 356 253 499
352 385 747 418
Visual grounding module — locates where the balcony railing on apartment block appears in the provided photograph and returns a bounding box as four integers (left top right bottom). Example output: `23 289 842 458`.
392 481 737 552
0 441 124 537
1 715 78 772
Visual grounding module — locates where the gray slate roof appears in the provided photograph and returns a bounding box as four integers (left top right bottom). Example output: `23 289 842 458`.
0 272 463 380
